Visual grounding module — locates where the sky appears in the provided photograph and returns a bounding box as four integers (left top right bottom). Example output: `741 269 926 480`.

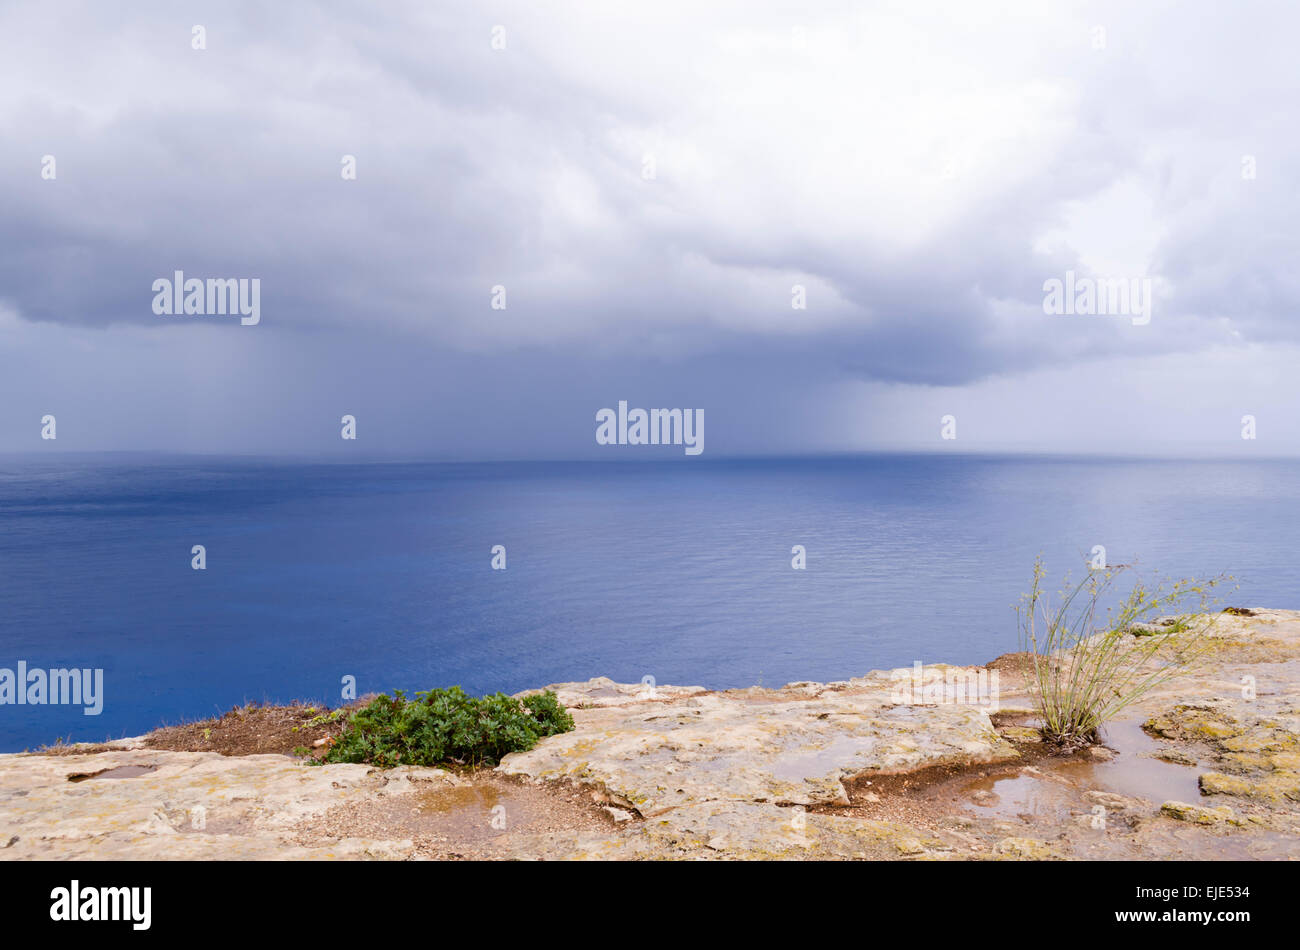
2 0 1298 459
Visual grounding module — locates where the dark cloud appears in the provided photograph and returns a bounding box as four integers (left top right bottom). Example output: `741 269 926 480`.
2 1 1297 454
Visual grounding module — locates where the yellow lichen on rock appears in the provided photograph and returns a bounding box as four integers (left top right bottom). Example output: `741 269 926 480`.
1159 800 1237 825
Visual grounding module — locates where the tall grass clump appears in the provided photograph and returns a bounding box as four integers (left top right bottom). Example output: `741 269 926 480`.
1017 558 1230 751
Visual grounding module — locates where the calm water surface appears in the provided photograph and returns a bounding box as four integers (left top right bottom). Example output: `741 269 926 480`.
1 453 1294 750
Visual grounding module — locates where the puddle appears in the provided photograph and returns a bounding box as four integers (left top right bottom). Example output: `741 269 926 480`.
413 784 512 841
770 736 874 783
67 764 159 783
963 771 1069 821
962 718 1202 820
1075 719 1204 803
417 784 502 816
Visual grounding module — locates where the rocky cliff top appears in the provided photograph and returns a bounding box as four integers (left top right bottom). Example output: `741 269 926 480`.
3 609 1298 860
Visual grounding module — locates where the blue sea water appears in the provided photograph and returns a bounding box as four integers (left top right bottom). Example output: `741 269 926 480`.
0 453 1296 751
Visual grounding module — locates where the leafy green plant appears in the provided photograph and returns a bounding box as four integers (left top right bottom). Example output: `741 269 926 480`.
320 686 574 768
304 707 349 729
1017 557 1230 750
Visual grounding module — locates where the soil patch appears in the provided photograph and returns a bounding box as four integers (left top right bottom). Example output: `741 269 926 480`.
292 772 621 859
143 700 365 757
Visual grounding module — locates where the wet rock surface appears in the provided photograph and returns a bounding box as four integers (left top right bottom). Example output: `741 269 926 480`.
1145 699 1300 805
3 610 1300 860
499 677 1016 814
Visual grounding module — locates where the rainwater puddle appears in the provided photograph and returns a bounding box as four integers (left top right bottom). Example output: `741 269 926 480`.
414 784 511 841
963 718 1202 820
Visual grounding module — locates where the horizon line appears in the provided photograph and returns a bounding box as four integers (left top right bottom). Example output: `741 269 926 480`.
0 445 1293 465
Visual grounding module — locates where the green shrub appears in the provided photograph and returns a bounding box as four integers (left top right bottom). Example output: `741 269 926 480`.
320 686 574 768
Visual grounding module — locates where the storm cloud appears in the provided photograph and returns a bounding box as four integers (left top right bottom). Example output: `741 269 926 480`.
2 1 1298 456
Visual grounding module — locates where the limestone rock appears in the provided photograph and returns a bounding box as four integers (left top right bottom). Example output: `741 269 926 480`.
1147 699 1300 803
515 676 707 709
500 673 1016 815
631 801 949 860
993 837 1061 860
0 749 457 860
1151 748 1198 766
1160 801 1237 825
999 726 1043 744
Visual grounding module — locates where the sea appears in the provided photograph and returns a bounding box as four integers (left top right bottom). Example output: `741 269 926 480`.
1 453 1295 751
